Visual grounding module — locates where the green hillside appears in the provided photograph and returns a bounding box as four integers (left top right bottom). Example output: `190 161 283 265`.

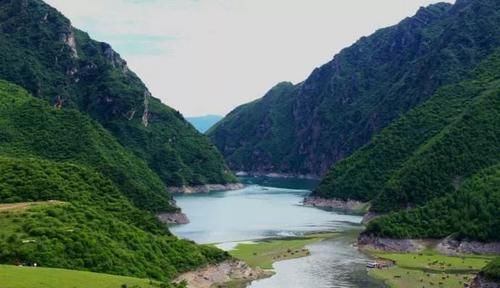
0 0 235 187
0 81 229 281
365 164 500 241
0 80 172 213
315 51 500 214
313 50 500 243
209 0 500 177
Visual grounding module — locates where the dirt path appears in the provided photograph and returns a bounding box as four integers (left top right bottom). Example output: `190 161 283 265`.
0 201 64 212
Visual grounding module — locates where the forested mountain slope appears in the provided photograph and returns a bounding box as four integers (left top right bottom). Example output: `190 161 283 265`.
0 80 173 213
0 81 229 283
209 0 500 177
313 50 500 243
0 0 235 187
314 51 500 212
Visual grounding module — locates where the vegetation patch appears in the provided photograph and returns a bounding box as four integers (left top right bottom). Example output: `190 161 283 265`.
366 250 494 288
229 233 336 269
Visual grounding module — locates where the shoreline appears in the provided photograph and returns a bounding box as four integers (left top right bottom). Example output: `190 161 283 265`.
303 196 368 214
168 183 245 194
229 232 338 270
358 234 500 255
173 260 272 288
235 171 320 180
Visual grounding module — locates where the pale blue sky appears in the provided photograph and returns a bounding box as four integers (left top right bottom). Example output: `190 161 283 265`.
45 0 454 116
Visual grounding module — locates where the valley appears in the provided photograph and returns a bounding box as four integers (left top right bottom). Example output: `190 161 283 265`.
0 0 498 287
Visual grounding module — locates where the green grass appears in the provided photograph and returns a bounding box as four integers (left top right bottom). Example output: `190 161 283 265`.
369 266 475 288
367 250 494 288
230 233 336 269
0 265 158 288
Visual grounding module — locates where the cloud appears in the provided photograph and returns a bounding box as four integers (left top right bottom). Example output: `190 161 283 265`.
44 0 454 116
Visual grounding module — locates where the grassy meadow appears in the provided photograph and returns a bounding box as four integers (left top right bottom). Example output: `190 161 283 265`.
367 250 495 288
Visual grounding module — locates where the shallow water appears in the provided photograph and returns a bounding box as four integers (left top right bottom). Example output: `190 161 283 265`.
170 178 385 288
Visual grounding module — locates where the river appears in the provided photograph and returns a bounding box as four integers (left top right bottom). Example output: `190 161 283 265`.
170 177 385 288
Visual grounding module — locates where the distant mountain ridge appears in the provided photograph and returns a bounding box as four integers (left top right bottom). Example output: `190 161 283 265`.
187 114 223 133
209 0 500 177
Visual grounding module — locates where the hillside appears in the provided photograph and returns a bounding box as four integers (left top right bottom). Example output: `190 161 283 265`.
314 51 500 212
0 80 229 282
0 80 172 213
187 115 223 133
208 0 500 177
312 50 500 241
0 0 235 187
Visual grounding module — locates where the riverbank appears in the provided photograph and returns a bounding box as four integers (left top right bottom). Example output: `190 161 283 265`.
303 196 368 213
174 260 271 288
363 248 495 288
229 232 337 269
235 171 319 180
168 183 244 194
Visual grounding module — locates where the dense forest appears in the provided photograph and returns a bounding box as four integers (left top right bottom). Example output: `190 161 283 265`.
0 81 229 283
0 80 174 213
315 50 500 213
209 0 500 178
0 0 235 187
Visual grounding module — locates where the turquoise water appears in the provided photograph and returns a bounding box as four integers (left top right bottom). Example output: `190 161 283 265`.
170 178 385 288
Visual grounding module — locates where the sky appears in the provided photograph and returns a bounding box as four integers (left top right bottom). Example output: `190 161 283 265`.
45 0 453 117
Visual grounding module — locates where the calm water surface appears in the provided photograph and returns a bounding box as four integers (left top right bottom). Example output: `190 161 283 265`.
170 177 385 288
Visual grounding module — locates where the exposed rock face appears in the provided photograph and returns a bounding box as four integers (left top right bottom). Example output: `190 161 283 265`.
471 275 500 288
168 183 245 194
142 91 150 127
157 212 190 225
60 30 78 58
436 238 500 255
358 234 425 252
101 42 128 73
174 260 271 288
359 234 500 255
303 196 364 211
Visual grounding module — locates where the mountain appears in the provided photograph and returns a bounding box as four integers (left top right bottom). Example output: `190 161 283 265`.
0 0 236 187
187 115 223 133
208 0 500 177
314 51 500 210
0 80 174 213
316 48 500 240
0 80 229 282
